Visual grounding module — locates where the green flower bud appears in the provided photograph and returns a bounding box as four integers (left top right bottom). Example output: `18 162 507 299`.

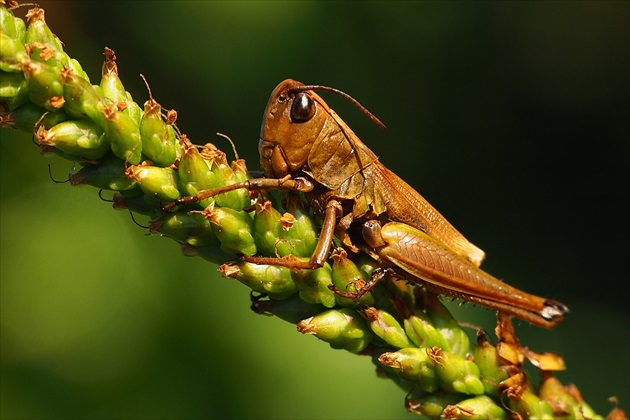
251 294 324 325
200 143 250 210
0 70 29 109
60 67 104 124
508 388 554 420
252 199 287 257
100 47 127 105
297 307 373 353
27 40 70 70
538 373 600 420
125 163 180 202
378 348 439 392
442 395 506 420
0 102 68 132
68 58 90 82
0 32 28 72
70 153 136 190
331 248 375 307
22 60 64 111
139 98 178 167
219 261 297 300
149 211 218 247
354 253 380 279
427 347 485 395
34 119 108 160
473 330 508 396
0 4 20 40
25 8 64 53
177 136 218 207
102 103 142 164
13 17 26 44
403 311 448 350
362 307 413 349
291 264 336 308
405 387 461 417
422 293 470 357
280 195 317 258
99 47 142 125
195 203 256 256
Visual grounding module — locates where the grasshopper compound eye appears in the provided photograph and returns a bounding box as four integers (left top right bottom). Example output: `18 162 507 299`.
290 92 316 123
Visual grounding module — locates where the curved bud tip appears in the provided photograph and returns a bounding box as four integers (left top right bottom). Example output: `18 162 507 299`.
541 300 569 322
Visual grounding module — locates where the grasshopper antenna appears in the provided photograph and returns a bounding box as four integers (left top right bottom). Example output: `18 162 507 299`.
290 84 386 129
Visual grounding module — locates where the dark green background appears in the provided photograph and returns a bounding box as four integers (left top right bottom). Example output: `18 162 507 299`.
1 1 628 418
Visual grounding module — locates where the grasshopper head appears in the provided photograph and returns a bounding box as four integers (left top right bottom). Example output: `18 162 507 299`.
259 79 325 178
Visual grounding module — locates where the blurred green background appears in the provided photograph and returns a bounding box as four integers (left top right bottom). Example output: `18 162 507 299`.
1 1 628 418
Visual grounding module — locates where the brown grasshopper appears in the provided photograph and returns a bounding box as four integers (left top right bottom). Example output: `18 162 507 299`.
165 79 568 328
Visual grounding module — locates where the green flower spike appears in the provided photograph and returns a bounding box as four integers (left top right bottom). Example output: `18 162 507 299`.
0 4 625 419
